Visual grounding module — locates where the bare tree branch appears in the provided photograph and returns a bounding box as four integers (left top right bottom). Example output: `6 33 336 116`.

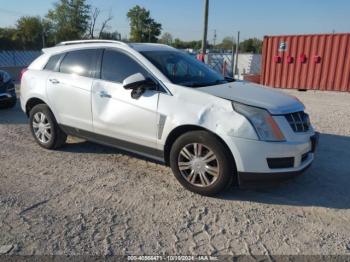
99 11 113 39
88 7 100 39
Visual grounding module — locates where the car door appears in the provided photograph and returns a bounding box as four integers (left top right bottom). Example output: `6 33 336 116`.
46 49 99 131
91 48 159 149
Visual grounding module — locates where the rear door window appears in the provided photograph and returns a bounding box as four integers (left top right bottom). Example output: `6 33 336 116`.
101 49 148 83
59 49 97 78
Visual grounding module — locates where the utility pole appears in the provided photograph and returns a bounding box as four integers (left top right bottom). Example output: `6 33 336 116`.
201 0 209 56
231 35 235 77
234 31 240 76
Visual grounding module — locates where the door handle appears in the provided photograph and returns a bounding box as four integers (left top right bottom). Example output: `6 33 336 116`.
49 79 60 84
99 90 112 98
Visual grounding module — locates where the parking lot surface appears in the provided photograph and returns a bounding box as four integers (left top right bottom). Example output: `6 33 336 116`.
0 88 350 255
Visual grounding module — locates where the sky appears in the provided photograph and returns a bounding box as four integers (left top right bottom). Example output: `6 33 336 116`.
0 0 349 42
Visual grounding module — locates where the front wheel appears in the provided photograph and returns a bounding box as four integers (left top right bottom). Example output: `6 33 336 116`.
169 131 235 196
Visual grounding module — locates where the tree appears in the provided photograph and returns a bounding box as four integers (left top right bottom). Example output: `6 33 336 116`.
239 38 263 54
16 16 44 49
88 7 100 39
0 28 21 50
172 38 202 49
99 31 121 40
127 5 162 42
159 32 173 45
46 0 91 43
217 36 236 51
41 18 56 47
98 11 113 39
0 16 53 50
87 8 116 39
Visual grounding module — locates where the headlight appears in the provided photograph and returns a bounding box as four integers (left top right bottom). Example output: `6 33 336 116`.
232 102 285 142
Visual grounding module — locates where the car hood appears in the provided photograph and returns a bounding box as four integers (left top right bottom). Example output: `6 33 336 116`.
198 81 304 114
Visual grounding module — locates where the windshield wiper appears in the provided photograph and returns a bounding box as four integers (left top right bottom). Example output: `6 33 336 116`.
225 76 235 82
184 83 207 87
202 79 229 87
182 79 230 88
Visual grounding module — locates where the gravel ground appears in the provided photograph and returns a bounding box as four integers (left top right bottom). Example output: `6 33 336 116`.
0 88 349 256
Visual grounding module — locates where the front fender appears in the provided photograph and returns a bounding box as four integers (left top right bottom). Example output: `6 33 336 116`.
157 87 258 171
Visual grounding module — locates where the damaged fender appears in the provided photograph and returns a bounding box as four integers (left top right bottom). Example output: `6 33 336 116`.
157 84 259 171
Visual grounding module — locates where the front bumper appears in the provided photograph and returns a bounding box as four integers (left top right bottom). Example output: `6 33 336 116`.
0 86 17 108
0 91 16 102
238 161 312 187
0 92 14 99
223 131 318 178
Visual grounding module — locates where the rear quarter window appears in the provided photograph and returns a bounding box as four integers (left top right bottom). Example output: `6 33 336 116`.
44 54 62 71
59 49 97 78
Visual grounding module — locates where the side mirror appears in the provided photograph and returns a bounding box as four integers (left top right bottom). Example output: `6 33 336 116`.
123 73 156 90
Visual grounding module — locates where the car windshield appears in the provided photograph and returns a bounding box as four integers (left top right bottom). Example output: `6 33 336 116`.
141 50 233 87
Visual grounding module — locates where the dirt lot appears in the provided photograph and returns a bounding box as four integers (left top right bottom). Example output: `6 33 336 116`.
0 88 350 256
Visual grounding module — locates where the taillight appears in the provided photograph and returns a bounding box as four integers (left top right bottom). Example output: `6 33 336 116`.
20 68 28 82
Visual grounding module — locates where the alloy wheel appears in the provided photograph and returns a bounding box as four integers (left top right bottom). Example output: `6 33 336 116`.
32 112 52 144
177 143 219 187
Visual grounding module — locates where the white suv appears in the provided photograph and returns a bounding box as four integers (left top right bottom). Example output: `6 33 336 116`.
20 40 318 196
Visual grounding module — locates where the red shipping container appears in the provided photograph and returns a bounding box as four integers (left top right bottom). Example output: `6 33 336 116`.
261 33 350 92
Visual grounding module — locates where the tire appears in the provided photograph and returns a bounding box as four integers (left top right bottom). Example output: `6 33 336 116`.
29 104 67 149
169 131 235 196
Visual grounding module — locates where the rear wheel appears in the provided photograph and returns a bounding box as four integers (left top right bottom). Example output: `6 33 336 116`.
29 104 67 149
170 131 235 196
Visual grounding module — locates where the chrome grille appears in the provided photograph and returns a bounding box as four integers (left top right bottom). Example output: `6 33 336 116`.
285 112 310 132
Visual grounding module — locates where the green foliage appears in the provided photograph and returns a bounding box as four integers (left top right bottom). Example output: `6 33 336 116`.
239 38 263 54
16 16 43 49
216 36 236 51
172 38 202 49
127 5 162 42
215 37 262 53
46 0 91 42
0 28 21 50
0 16 48 50
99 31 121 40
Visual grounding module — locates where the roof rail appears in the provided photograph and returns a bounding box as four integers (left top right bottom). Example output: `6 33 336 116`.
56 40 129 47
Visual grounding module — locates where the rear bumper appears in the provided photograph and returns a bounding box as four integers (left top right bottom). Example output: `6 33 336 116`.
238 162 312 187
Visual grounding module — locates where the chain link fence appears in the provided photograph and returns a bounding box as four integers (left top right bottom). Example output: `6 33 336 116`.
0 50 42 67
0 50 42 81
